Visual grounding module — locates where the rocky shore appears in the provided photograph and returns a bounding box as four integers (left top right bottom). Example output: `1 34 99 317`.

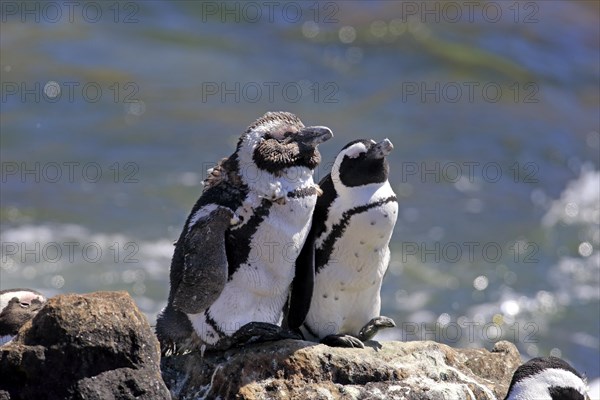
0 292 521 400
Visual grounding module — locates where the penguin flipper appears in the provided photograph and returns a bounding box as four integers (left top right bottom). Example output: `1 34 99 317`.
286 230 316 330
155 305 196 356
172 206 234 314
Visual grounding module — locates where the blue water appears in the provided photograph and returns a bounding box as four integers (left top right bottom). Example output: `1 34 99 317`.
1 0 598 382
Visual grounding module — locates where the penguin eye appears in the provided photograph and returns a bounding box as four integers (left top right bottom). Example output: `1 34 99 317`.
264 132 294 143
263 133 279 141
19 302 30 308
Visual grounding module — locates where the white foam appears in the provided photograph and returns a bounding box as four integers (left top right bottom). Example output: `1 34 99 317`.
542 166 600 227
1 223 173 318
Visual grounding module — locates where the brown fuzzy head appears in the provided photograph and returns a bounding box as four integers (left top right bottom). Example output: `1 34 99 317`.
237 111 333 175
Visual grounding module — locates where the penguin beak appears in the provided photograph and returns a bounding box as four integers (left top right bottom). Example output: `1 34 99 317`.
296 126 333 147
367 138 394 159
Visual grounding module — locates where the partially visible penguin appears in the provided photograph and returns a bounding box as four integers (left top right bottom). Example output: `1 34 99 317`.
156 111 333 354
0 288 46 345
288 138 398 348
505 356 590 400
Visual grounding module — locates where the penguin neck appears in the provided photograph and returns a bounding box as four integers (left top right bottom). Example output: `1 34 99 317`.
243 165 315 201
335 180 393 207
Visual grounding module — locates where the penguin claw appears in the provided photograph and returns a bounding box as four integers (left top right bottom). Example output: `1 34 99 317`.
358 316 396 341
230 322 301 348
321 334 365 349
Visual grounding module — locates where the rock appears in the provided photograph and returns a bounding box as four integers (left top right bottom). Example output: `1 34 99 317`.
0 291 170 400
0 290 522 400
161 338 521 400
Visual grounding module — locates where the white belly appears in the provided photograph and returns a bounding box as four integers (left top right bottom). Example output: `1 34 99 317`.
307 200 398 338
188 192 317 343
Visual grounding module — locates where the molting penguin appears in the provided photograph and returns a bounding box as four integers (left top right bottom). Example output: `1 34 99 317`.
288 138 398 348
0 288 46 346
156 111 333 354
505 356 590 400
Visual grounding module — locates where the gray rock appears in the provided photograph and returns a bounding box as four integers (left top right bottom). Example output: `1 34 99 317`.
161 338 521 399
0 291 170 400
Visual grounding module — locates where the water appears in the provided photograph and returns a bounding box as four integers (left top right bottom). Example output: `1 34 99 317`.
1 0 598 382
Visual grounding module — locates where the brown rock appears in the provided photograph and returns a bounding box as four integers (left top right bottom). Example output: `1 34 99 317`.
161 338 521 400
0 290 522 399
0 292 169 400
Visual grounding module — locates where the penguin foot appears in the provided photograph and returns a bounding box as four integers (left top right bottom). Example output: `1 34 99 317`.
230 322 301 347
321 334 365 349
155 306 197 356
358 316 396 342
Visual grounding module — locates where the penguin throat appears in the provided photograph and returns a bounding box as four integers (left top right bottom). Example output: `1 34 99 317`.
241 165 315 201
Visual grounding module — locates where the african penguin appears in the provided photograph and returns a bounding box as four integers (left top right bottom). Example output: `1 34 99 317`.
504 356 590 400
156 111 333 354
287 138 398 348
0 288 46 346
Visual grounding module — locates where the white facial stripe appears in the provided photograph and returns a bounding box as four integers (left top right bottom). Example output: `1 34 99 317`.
253 120 278 134
342 142 368 159
237 130 262 180
330 142 368 185
508 368 587 400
